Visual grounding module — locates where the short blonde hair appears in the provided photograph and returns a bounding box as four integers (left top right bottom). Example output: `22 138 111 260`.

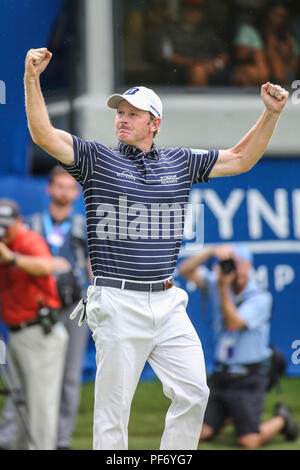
150 113 160 138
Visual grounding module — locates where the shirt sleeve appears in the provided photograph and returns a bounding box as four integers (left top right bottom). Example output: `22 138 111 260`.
187 148 219 184
60 135 97 187
238 291 273 330
19 232 52 257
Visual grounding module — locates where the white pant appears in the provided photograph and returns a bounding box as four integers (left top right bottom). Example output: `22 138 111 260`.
86 283 209 450
9 322 68 450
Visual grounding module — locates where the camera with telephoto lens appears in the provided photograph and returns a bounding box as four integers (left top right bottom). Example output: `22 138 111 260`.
219 258 236 275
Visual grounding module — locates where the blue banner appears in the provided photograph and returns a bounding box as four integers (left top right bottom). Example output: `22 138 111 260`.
0 0 64 175
177 157 300 376
0 156 299 379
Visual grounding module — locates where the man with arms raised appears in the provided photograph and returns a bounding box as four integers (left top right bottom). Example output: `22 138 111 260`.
24 47 288 450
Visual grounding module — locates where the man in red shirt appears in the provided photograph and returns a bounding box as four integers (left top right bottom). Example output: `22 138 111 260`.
0 199 68 450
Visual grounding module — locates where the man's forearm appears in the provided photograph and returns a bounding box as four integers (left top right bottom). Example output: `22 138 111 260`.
211 83 288 178
12 254 56 277
24 48 75 164
219 284 245 331
24 75 54 146
178 247 214 278
231 108 280 172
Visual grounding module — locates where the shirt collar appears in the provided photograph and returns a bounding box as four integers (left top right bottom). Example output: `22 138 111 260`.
117 141 160 161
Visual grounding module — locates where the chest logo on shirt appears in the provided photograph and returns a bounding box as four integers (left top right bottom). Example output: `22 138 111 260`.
116 170 136 182
160 175 178 185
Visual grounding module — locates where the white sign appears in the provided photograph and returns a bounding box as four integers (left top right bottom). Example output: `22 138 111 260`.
0 80 6 105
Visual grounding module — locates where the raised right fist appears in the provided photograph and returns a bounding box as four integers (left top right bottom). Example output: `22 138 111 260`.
25 48 53 77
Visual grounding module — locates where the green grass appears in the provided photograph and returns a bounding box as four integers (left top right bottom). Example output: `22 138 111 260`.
71 376 300 450
1 376 299 450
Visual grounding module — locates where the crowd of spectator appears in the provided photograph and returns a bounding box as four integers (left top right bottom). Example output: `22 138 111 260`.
121 0 300 88
41 0 300 92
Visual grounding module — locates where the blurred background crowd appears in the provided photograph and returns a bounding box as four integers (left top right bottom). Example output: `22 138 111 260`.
24 0 300 177
44 0 300 92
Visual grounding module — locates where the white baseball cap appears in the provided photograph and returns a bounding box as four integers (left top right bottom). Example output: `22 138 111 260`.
0 199 20 238
107 86 163 119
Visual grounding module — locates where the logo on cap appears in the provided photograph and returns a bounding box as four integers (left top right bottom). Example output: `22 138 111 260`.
150 104 160 117
124 87 140 96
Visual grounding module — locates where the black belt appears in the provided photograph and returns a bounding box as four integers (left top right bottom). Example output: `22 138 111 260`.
215 362 264 376
9 319 41 332
94 277 174 292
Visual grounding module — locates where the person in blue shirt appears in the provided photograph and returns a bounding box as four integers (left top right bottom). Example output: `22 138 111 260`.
179 244 298 449
29 166 92 449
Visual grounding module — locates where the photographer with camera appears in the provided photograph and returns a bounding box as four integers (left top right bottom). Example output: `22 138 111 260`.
0 198 68 449
179 244 298 449
0 167 91 450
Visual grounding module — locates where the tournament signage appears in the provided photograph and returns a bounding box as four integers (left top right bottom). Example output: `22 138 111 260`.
176 157 300 376
1 157 298 378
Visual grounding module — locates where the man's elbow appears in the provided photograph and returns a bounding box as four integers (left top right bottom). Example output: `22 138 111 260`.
226 323 240 332
228 148 255 175
43 266 56 277
30 127 55 150
30 132 47 150
29 130 41 147
34 259 57 277
32 266 54 277
225 318 246 332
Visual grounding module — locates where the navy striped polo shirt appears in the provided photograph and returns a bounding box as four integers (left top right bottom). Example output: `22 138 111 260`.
62 136 218 281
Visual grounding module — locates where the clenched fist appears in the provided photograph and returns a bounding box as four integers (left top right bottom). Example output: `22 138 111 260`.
25 48 53 77
261 82 289 114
